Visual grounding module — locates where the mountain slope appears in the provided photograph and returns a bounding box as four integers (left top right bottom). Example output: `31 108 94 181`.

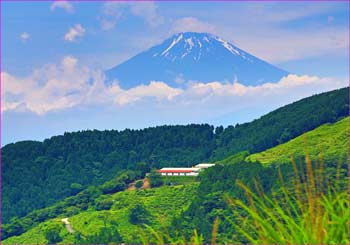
106 32 289 88
2 125 215 224
175 117 350 243
247 117 349 165
2 184 199 244
211 87 349 161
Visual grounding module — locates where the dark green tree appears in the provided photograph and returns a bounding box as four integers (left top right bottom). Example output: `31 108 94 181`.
44 225 62 244
135 180 144 189
129 203 151 225
148 171 163 188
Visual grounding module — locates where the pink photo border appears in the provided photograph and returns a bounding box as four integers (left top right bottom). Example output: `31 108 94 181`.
0 0 349 244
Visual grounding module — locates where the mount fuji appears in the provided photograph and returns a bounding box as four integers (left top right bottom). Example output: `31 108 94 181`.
106 32 289 89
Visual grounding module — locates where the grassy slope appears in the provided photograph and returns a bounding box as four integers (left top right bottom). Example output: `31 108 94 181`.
3 184 198 244
246 117 349 165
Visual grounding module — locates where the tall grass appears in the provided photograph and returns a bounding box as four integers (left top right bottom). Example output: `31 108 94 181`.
227 155 350 244
144 154 350 244
140 225 204 244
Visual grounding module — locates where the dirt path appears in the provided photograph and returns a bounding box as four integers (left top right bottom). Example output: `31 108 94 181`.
61 218 74 233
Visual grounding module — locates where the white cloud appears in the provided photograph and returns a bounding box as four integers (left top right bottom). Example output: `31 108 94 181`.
2 55 347 117
129 2 163 27
1 56 102 114
232 27 348 63
100 2 162 31
171 17 216 34
20 32 30 42
112 81 182 105
64 24 85 42
50 1 74 13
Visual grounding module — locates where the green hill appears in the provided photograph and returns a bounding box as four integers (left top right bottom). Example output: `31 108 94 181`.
247 117 349 165
173 117 349 243
211 87 349 160
3 87 348 225
2 184 198 244
3 116 349 244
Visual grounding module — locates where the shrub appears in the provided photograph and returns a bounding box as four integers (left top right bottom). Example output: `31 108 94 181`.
148 171 163 188
70 183 83 195
44 225 62 244
135 180 144 189
95 199 114 211
129 204 151 225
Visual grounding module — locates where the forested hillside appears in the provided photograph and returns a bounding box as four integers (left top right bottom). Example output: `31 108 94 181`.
3 184 199 244
2 125 214 223
211 87 349 160
3 115 349 244
247 117 349 165
2 87 349 224
173 117 350 243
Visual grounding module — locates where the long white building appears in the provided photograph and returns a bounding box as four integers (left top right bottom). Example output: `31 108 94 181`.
157 167 200 176
157 163 215 176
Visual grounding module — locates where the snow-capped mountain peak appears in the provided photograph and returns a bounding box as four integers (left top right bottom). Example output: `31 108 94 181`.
106 32 289 89
153 32 252 63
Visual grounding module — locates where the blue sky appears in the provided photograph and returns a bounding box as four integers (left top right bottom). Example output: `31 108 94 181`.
2 1 349 145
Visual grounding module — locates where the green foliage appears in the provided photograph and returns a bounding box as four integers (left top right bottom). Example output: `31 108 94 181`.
2 171 133 240
135 162 151 176
162 176 198 186
215 151 250 165
95 199 114 211
129 203 151 225
70 183 83 195
173 116 349 243
212 87 349 160
75 214 123 244
44 224 62 244
247 117 349 165
148 171 164 188
229 157 350 244
141 225 204 245
2 184 199 244
135 180 144 189
99 170 139 194
2 124 215 223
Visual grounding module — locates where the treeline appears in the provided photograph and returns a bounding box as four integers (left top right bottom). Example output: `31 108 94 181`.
211 87 349 160
2 87 349 224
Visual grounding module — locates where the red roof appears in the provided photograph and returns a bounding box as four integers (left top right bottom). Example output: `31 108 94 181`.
157 169 194 173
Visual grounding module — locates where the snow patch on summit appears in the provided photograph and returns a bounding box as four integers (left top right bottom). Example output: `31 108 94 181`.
161 33 183 57
157 33 254 62
185 38 194 48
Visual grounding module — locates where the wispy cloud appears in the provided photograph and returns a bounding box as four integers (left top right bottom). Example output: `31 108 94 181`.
171 17 215 34
64 24 85 42
50 1 74 13
100 2 163 30
205 3 348 63
20 32 30 42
